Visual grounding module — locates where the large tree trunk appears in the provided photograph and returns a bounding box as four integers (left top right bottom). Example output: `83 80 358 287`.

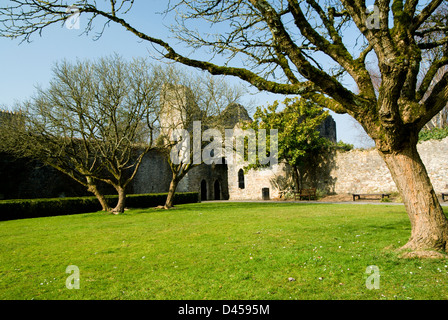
112 186 127 214
86 177 111 212
164 177 180 209
379 142 448 257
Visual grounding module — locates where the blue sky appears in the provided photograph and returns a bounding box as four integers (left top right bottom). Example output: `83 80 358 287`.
0 1 374 148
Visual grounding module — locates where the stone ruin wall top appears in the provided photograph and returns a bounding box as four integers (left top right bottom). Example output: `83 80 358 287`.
331 137 448 194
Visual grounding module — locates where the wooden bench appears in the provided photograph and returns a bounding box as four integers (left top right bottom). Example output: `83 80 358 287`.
352 193 391 201
294 188 317 201
442 193 448 202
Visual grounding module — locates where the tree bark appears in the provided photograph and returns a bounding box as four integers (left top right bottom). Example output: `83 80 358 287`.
379 142 448 257
112 186 127 214
292 165 301 191
164 176 180 209
86 178 111 212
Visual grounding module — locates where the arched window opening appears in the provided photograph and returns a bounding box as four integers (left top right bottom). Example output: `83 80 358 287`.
238 169 245 189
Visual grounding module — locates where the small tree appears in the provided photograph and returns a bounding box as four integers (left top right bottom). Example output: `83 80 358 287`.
0 55 161 213
245 97 331 190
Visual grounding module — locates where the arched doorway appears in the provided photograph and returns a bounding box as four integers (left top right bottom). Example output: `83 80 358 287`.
201 180 207 201
214 180 221 200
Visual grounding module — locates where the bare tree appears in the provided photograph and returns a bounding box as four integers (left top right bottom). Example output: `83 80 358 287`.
1 1 448 256
0 55 161 213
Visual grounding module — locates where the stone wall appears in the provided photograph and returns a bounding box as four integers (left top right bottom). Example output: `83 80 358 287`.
131 150 173 194
4 137 448 200
228 162 293 200
132 150 229 201
0 153 101 200
226 137 448 199
179 162 229 201
331 137 448 194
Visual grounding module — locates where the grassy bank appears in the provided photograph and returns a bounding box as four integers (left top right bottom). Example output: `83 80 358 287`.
0 202 447 300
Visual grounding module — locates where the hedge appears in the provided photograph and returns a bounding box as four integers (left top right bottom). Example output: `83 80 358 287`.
0 192 199 222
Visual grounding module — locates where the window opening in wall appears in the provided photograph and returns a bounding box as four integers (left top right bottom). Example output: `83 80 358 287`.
238 169 245 189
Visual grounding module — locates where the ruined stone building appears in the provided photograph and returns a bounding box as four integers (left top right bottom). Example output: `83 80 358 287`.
0 86 337 201
132 85 337 201
4 99 448 203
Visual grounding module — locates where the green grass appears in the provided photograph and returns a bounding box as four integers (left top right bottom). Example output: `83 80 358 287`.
0 202 447 300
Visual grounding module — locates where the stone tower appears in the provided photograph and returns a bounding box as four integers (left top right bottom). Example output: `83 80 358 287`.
318 115 337 143
159 84 202 139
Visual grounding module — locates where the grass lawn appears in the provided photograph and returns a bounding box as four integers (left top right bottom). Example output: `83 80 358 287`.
0 202 447 300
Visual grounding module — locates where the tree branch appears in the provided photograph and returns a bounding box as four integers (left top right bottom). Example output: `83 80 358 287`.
420 71 448 128
81 5 322 97
412 0 444 31
417 56 448 101
418 36 448 49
